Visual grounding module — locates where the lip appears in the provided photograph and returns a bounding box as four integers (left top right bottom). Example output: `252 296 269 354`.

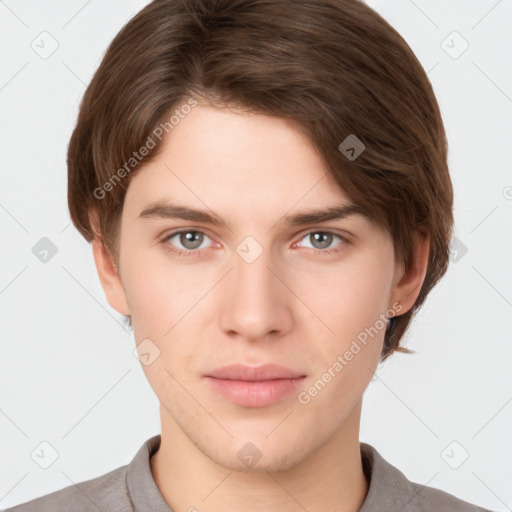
204 364 306 408
206 363 305 381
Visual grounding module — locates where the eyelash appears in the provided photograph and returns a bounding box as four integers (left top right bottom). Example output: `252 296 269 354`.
161 229 349 258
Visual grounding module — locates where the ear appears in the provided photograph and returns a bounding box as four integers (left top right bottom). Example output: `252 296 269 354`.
90 211 130 316
388 229 430 314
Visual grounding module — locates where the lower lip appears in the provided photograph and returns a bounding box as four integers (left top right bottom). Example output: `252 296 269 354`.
205 376 306 407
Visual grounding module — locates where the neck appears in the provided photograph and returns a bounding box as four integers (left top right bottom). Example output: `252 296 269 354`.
151 400 369 512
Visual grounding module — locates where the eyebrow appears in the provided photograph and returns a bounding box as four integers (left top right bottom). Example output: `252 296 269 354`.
137 200 370 227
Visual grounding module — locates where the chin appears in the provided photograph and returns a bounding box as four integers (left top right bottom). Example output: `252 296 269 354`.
218 444 311 473
200 428 315 473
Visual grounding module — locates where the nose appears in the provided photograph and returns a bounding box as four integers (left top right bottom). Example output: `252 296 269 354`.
217 242 294 342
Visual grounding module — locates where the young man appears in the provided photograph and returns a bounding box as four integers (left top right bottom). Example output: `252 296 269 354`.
4 0 493 511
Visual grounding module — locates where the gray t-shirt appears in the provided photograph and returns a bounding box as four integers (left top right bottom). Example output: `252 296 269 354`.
3 435 493 511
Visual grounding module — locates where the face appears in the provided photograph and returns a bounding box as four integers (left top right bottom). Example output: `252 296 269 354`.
94 104 426 472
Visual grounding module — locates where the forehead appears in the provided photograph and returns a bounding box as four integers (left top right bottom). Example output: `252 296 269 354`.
122 105 358 226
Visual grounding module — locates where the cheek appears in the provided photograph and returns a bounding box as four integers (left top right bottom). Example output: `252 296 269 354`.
295 259 391 417
122 233 394 358
297 253 394 344
120 243 209 335
124 261 203 394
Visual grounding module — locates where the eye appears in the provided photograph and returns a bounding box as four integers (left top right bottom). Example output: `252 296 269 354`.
162 229 214 256
296 231 347 253
161 229 348 258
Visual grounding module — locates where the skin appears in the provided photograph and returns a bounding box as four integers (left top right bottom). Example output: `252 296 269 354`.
92 104 429 512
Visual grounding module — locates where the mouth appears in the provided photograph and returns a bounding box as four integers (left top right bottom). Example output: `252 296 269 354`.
204 364 306 407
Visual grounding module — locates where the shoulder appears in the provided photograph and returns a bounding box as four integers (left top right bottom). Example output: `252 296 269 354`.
408 479 494 512
359 442 494 512
3 434 163 512
2 464 133 512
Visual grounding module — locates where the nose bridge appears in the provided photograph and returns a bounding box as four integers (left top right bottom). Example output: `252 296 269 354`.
235 240 275 294
218 236 292 339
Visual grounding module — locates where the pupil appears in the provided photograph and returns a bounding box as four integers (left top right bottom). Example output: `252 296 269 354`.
182 231 202 249
312 232 331 249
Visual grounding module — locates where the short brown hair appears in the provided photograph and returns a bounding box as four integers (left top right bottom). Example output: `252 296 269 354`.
67 0 453 361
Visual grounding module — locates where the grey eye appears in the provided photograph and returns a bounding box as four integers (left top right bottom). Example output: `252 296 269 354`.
165 230 211 252
309 232 333 249
300 232 342 250
178 231 204 250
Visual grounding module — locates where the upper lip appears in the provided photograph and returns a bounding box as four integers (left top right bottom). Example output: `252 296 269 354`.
206 364 306 381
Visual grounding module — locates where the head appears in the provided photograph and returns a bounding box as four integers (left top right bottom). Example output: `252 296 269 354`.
67 0 453 470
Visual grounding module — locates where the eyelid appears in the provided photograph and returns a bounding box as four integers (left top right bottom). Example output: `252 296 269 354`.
161 228 218 248
161 227 351 255
295 227 352 241
293 229 349 250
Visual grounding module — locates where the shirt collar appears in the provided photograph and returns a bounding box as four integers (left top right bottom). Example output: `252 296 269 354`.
359 442 419 511
126 435 418 512
126 434 173 512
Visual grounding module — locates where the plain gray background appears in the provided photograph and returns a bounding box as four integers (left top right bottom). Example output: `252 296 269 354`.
1 0 511 510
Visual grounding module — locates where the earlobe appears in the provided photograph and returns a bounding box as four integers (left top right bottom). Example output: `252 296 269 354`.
389 229 430 315
91 231 131 317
